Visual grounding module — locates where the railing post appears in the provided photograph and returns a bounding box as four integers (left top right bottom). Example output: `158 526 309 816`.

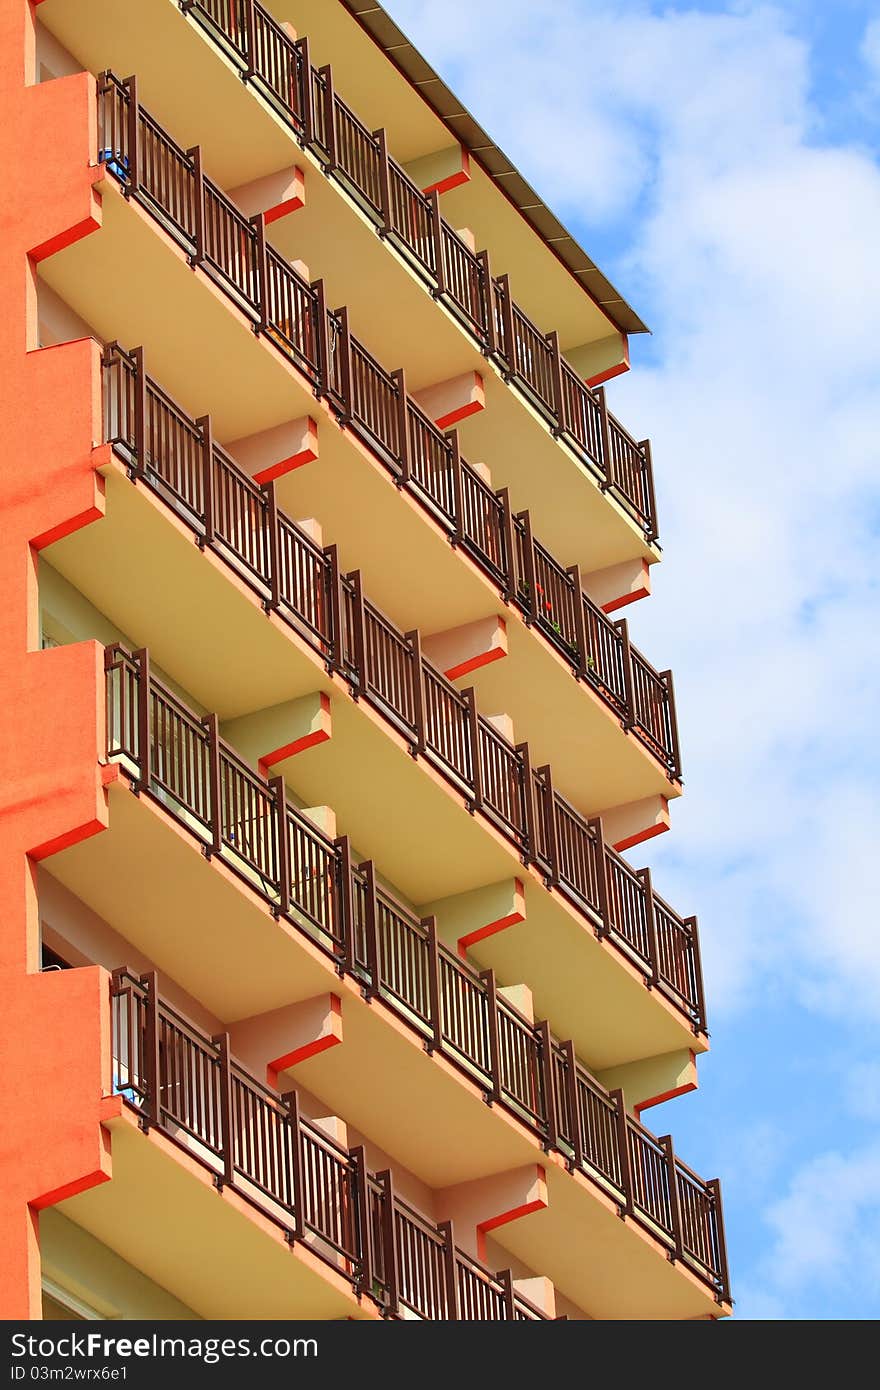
611 1088 634 1217
359 859 381 1000
377 1169 399 1318
660 667 682 782
687 914 707 1036
463 687 483 813
588 817 611 939
250 212 269 333
660 1134 685 1262
638 866 660 988
141 969 161 1132
374 127 392 236
270 775 290 917
498 487 517 604
134 647 151 794
439 1220 460 1320
203 711 223 858
595 385 614 492
430 188 446 297
536 764 559 888
349 569 368 698
333 835 355 973
537 1020 558 1151
131 346 147 482
336 306 354 427
323 543 345 675
196 414 215 547
405 628 426 756
188 144 205 266
517 510 538 625
709 1177 731 1304
283 1088 306 1242
563 1040 583 1171
212 1031 235 1189
500 1269 517 1320
548 329 565 436
319 64 338 173
479 968 501 1105
349 1145 373 1297
516 741 537 867
242 0 257 79
497 273 516 376
391 368 410 483
262 479 281 611
124 74 140 197
423 915 443 1054
298 37 315 147
313 278 331 400
639 437 659 544
617 615 636 731
566 565 590 680
448 429 465 545
476 249 496 355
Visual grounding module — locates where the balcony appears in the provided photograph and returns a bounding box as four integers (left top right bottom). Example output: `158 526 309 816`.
49 650 728 1312
69 969 553 1320
36 3 658 572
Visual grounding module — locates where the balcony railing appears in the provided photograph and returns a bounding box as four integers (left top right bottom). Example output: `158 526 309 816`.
102 650 728 1301
173 1 658 541
95 74 679 779
101 347 701 1027
110 970 555 1319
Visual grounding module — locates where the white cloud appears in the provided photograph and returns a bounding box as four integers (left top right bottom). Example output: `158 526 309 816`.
862 16 880 82
389 0 880 1025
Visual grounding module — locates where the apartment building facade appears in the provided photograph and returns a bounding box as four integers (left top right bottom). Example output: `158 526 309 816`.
0 0 729 1321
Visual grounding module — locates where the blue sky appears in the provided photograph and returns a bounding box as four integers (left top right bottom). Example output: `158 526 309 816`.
386 0 880 1319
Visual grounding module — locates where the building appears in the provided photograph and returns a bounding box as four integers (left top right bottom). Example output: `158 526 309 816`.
0 0 730 1321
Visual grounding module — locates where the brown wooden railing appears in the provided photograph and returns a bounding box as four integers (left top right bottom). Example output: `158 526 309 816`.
96 75 678 776
110 970 554 1319
102 346 701 1025
176 2 658 540
104 652 727 1300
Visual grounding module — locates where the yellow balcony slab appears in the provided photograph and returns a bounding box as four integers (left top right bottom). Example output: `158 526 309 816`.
58 1105 374 1320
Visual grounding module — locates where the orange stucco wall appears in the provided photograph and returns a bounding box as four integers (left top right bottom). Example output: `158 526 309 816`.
0 2 119 1321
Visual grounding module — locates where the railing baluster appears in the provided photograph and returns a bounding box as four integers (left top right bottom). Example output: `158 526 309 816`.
392 367 410 482
548 330 565 435
334 834 354 972
319 64 338 172
430 189 445 295
477 249 495 353
596 385 613 491
251 212 268 333
349 569 367 696
661 667 682 781
298 37 314 146
480 969 501 1105
271 775 290 916
189 144 205 266
563 1041 583 1170
203 711 222 858
537 764 559 888
125 74 140 196
212 1031 235 1188
566 565 590 679
612 1088 634 1215
262 478 280 611
661 1134 685 1261
323 543 344 675
336 306 354 426
589 818 611 939
374 127 392 237
640 437 659 543
498 487 517 603
464 688 482 812
424 915 442 1054
617 616 636 731
360 858 380 999
518 511 538 624
710 1177 731 1304
448 429 464 544
516 741 537 866
242 0 257 79
500 1269 517 1320
132 346 146 481
141 969 161 1131
313 278 330 398
406 629 426 756
283 1087 306 1241
378 1169 399 1318
537 1020 557 1151
688 914 707 1035
497 273 516 375
439 1221 459 1319
196 414 215 547
350 1144 373 1296
639 866 660 987
134 646 151 793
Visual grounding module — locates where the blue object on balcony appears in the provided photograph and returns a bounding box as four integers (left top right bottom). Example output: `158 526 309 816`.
99 148 130 182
